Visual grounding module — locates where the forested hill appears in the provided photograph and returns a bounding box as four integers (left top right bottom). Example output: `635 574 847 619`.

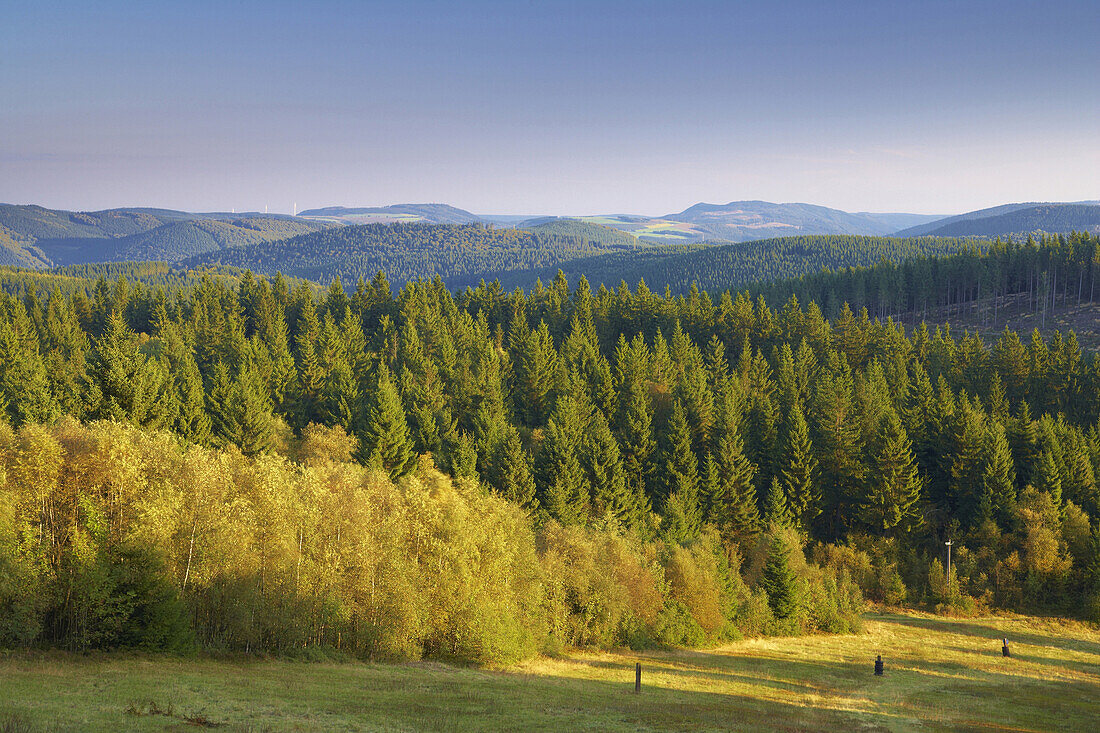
521 217 641 247
917 204 1100 238
0 204 329 267
493 235 975 294
181 221 640 287
297 203 481 225
666 201 941 241
896 202 1100 237
39 217 330 266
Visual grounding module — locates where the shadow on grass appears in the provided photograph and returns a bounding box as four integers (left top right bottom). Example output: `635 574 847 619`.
872 613 1100 658
563 653 849 697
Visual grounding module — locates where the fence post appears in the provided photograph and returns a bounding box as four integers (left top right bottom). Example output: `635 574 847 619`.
635 662 641 693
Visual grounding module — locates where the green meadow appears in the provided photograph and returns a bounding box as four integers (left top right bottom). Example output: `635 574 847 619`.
2 610 1097 732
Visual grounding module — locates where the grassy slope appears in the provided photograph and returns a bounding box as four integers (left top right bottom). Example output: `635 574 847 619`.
2 610 1098 732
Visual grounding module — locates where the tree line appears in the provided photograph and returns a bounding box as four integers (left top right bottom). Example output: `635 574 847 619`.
182 222 639 290
754 232 1100 327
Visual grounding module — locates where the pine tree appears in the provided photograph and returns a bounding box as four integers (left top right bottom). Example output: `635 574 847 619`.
710 386 759 541
761 534 800 620
779 402 820 532
658 400 702 544
764 477 791 527
861 412 922 535
85 311 170 428
982 420 1018 526
358 363 416 480
486 426 537 510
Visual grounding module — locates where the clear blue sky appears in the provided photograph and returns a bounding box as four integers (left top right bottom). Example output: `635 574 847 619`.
2 0 1098 216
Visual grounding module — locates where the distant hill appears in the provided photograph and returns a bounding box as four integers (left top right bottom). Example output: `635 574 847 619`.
182 222 638 288
519 218 640 247
0 204 172 241
574 215 712 243
894 201 1100 237
488 234 975 294
37 217 329 265
913 203 1100 238
0 204 330 266
664 201 943 242
298 203 481 225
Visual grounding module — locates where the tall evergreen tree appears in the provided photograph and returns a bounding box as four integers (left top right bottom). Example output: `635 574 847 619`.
861 411 922 536
535 394 591 525
486 426 537 510
84 311 170 428
761 534 800 620
660 400 702 545
358 363 416 480
778 402 820 533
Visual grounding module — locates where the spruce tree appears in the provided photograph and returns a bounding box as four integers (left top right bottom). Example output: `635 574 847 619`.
535 394 591 525
660 400 702 545
982 420 1018 526
711 387 759 542
513 319 558 427
85 311 169 428
0 295 57 425
811 351 864 538
764 477 791 527
583 409 643 527
617 377 657 507
948 397 988 526
358 363 416 480
861 412 922 535
486 426 537 510
448 432 480 482
779 402 820 532
761 534 800 620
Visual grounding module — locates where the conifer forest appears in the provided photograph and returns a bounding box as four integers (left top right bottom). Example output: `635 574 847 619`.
3 233 1100 663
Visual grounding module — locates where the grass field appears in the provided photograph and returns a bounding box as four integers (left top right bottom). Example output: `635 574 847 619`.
2 610 1098 732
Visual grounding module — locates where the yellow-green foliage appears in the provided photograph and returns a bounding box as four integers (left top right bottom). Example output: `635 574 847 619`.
0 419 862 661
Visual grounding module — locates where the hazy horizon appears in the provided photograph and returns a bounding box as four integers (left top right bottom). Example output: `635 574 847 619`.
3 0 1098 216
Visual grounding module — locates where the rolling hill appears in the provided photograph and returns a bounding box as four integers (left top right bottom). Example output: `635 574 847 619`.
895 201 1100 237
519 218 641 247
181 221 639 288
914 203 1100 238
0 204 331 266
488 234 975 294
664 200 943 242
298 201 943 244
36 217 330 265
297 203 481 225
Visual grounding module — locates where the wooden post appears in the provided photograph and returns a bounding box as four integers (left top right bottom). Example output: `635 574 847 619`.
635 662 641 693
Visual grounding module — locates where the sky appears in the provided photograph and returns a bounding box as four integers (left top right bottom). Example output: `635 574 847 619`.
2 0 1098 217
